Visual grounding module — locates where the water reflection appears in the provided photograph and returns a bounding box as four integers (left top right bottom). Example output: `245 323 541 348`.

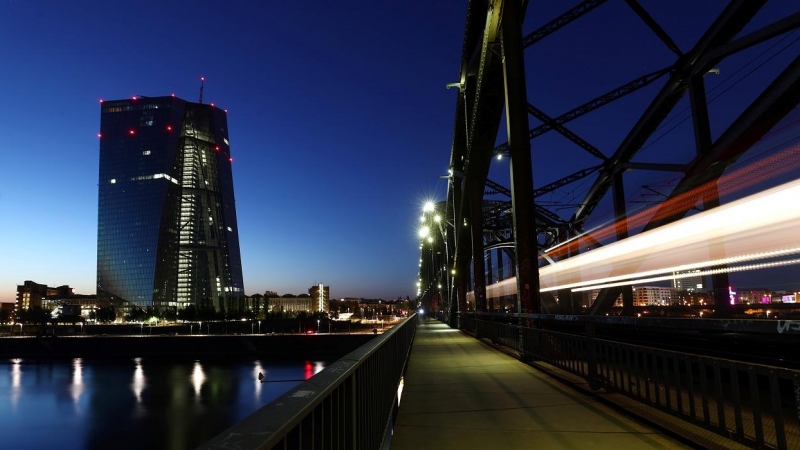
253 360 264 398
191 361 205 398
0 358 327 449
10 359 22 410
303 360 325 380
70 358 85 409
131 358 145 404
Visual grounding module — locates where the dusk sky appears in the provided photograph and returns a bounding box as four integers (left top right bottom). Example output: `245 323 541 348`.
1 1 799 304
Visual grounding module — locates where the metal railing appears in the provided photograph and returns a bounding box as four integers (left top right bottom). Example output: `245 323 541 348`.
460 314 800 450
200 314 417 450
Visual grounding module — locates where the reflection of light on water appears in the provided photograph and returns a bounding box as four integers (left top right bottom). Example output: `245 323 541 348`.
254 360 264 397
10 359 22 410
71 358 85 408
191 361 205 398
132 358 145 403
304 361 326 380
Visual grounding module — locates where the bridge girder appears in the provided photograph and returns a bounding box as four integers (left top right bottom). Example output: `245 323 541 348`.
427 0 800 320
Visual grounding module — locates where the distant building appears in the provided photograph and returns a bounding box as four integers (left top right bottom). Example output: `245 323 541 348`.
96 95 244 313
672 270 703 292
632 286 676 306
588 290 623 308
15 280 100 320
266 296 313 314
308 284 330 313
16 280 49 312
0 303 14 323
735 288 772 304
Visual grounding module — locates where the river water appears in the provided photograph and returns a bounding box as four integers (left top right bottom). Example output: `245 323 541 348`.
0 357 326 449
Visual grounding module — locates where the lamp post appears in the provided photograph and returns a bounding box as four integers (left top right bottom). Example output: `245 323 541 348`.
420 200 452 320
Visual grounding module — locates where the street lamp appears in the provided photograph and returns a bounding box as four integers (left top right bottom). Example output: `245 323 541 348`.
419 200 453 321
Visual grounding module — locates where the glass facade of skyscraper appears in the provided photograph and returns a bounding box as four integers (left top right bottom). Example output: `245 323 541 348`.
97 95 244 313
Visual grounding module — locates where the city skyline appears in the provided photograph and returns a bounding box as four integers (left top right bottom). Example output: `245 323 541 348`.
0 1 467 303
2 2 799 304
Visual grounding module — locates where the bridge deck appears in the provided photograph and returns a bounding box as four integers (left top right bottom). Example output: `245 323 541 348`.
390 318 687 449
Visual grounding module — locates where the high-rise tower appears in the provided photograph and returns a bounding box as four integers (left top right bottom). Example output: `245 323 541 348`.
97 95 244 313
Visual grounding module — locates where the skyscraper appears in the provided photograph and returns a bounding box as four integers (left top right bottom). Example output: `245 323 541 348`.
97 95 244 313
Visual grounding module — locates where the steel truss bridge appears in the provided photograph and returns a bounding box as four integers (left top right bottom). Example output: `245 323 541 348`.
416 0 800 322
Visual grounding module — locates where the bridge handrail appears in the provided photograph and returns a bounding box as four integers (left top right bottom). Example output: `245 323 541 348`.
463 310 800 336
460 313 800 450
200 314 417 450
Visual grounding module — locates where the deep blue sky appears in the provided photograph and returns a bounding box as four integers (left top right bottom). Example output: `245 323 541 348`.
1 1 798 303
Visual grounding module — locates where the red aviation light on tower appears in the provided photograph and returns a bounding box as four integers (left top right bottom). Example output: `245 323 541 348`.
166 125 173 132
132 96 137 101
129 129 136 135
215 146 220 152
97 133 102 138
229 157 233 163
99 99 103 103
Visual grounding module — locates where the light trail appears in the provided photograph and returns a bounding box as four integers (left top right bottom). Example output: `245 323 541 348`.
540 177 800 292
544 144 800 259
482 177 800 300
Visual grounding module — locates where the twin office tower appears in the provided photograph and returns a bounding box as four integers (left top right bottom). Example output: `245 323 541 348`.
97 95 244 312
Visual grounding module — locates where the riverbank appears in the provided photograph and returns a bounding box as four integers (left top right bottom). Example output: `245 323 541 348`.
0 333 375 360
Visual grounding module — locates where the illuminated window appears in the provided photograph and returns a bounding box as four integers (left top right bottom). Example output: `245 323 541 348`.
143 150 151 155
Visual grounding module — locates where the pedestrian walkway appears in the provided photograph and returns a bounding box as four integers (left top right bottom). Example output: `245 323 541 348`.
390 318 687 449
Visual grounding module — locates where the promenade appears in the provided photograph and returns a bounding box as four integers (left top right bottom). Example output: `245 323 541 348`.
390 318 688 449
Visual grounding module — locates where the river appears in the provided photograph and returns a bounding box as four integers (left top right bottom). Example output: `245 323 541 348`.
0 357 326 449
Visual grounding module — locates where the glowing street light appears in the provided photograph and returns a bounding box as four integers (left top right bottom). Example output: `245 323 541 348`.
423 201 435 213
418 226 430 238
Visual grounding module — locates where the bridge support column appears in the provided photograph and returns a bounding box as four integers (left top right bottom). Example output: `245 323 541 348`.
612 174 635 316
689 75 731 317
470 186 487 312
502 0 539 316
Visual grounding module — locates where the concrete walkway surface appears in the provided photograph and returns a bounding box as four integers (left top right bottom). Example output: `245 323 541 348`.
390 318 688 449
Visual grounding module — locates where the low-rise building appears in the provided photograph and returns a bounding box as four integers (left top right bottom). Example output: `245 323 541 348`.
631 286 677 306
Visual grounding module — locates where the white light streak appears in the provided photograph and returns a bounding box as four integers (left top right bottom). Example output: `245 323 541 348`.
538 179 800 292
